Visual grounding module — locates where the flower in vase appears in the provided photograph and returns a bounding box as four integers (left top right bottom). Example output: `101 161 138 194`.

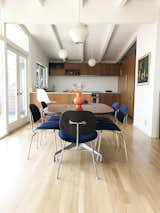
72 83 85 92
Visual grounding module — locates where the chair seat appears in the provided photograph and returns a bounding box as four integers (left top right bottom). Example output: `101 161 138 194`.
47 116 60 122
96 121 120 131
37 121 59 130
59 130 97 143
96 117 113 123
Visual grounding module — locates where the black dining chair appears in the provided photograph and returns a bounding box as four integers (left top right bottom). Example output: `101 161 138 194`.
40 101 60 122
28 104 59 160
57 110 99 179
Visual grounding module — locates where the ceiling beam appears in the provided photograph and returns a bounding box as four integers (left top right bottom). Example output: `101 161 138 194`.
99 24 115 62
0 0 5 7
38 0 46 6
82 0 89 7
82 42 86 62
114 0 129 8
116 32 137 62
51 25 63 49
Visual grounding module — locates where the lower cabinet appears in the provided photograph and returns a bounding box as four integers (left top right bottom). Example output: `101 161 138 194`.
30 92 92 110
99 93 120 106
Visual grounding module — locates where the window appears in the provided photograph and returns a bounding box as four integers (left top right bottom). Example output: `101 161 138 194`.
0 23 4 35
35 63 48 89
0 40 6 137
6 24 29 51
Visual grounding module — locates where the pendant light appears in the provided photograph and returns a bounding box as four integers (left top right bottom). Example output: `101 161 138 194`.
88 58 96 67
69 0 88 44
58 49 68 60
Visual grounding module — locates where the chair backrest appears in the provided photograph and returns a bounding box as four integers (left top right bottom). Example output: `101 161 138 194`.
29 104 41 123
41 101 48 109
83 100 88 104
119 105 128 114
37 89 51 103
59 110 96 135
112 102 119 111
116 105 128 123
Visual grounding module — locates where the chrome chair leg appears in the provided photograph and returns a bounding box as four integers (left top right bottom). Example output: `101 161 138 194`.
120 133 128 161
28 132 36 160
57 140 65 179
96 131 102 161
90 141 99 179
53 130 57 152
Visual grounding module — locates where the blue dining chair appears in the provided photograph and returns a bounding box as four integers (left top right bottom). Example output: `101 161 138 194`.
28 104 59 160
57 110 99 179
111 102 119 116
116 105 128 124
40 101 60 122
95 116 128 161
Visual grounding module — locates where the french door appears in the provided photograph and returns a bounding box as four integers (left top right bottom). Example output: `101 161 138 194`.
6 47 28 132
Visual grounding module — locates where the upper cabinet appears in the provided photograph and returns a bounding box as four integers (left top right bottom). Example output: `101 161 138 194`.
49 62 120 76
49 63 65 76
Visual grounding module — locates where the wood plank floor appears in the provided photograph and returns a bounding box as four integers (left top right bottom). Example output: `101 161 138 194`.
0 123 160 213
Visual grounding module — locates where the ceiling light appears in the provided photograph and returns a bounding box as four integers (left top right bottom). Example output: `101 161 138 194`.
58 49 68 60
69 23 88 44
69 0 88 44
88 58 96 67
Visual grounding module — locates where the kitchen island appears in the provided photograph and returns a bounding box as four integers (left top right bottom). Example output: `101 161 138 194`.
30 91 120 109
30 91 92 109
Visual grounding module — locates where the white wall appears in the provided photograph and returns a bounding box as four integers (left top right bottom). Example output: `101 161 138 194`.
28 35 49 91
134 24 157 137
152 18 160 137
48 76 119 92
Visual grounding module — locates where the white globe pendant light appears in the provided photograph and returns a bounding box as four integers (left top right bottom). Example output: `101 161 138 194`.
69 23 88 44
69 0 88 44
88 58 96 67
58 49 68 60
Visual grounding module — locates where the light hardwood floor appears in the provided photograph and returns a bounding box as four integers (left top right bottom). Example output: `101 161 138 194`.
0 123 160 213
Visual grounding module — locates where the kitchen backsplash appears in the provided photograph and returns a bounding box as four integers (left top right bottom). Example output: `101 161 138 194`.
48 76 118 92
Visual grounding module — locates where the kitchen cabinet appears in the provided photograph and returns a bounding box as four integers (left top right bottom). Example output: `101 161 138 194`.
49 63 65 76
30 92 92 109
49 62 120 76
99 93 120 106
118 51 136 117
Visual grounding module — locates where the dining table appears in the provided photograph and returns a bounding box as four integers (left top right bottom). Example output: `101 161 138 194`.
45 103 114 162
45 103 114 115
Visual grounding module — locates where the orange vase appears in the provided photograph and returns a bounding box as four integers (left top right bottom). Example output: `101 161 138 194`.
73 92 84 110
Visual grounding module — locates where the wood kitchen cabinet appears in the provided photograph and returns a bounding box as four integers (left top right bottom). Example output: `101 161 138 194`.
118 51 136 117
99 93 120 106
30 92 92 109
100 64 120 76
49 62 120 76
49 63 65 76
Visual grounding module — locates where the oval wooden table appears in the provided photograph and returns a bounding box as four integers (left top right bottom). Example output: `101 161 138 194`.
45 103 114 115
45 103 113 162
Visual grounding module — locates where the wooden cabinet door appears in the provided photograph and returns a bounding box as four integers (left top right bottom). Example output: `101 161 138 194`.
127 53 135 117
99 93 120 106
49 63 64 76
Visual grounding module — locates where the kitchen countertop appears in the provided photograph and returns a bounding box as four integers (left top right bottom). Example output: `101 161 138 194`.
31 91 120 94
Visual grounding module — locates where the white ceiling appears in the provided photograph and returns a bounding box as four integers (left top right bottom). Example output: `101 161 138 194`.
0 0 159 23
1 0 159 62
26 23 140 62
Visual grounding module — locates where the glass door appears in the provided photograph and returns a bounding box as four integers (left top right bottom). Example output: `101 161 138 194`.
0 40 6 137
7 48 28 132
19 56 27 119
